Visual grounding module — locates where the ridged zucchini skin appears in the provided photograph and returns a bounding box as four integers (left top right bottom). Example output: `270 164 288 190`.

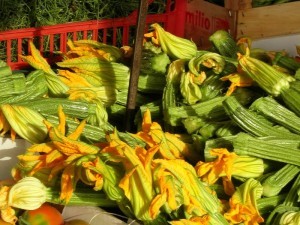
250 96 300 134
0 72 26 98
257 194 287 216
262 164 300 197
223 96 300 139
166 96 229 127
233 132 300 166
280 81 300 117
14 98 97 120
0 70 48 105
162 81 180 129
273 51 300 73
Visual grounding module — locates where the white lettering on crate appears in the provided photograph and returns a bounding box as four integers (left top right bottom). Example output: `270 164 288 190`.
185 10 229 32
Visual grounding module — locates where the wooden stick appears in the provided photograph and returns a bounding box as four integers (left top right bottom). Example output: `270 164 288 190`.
125 0 148 132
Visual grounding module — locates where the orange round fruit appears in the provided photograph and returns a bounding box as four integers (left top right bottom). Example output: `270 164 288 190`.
18 203 64 225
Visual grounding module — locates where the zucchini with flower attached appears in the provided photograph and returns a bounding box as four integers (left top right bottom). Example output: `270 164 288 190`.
57 56 131 91
165 86 258 128
237 47 300 116
140 41 171 75
165 95 228 127
19 41 69 97
65 39 123 62
137 42 171 94
281 80 300 116
257 194 287 216
162 59 186 130
1 104 48 143
144 23 197 60
200 73 228 101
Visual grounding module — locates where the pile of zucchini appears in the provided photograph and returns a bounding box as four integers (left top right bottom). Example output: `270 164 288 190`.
1 24 300 225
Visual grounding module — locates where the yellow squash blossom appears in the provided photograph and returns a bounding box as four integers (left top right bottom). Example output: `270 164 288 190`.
1 104 48 144
195 148 264 196
279 211 300 225
101 128 167 223
224 178 264 225
19 41 69 97
150 159 206 218
188 51 226 76
220 72 253 96
180 71 202 105
13 105 100 202
150 158 228 224
0 186 17 225
58 69 94 88
0 110 16 140
19 41 56 76
133 109 200 162
64 39 113 62
114 142 158 221
144 23 197 60
67 86 117 107
79 153 125 202
8 177 47 210
66 39 123 62
195 148 237 195
150 166 186 218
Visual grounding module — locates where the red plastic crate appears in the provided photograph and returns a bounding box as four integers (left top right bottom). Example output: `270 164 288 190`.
0 0 186 70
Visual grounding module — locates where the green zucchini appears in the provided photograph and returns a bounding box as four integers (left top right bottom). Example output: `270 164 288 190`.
250 96 300 134
281 80 300 116
0 72 26 98
233 132 300 166
0 70 48 105
165 96 229 127
223 96 300 139
272 51 300 74
262 164 300 197
14 98 97 120
209 30 238 58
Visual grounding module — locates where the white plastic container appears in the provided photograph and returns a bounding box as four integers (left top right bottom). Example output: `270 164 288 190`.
252 34 300 57
0 137 31 180
62 206 141 225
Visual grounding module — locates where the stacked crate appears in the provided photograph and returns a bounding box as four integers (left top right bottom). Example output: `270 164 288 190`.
185 0 300 54
1 0 299 69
